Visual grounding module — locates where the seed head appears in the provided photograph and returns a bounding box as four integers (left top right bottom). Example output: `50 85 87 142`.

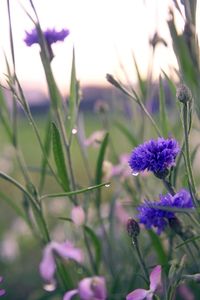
127 218 140 238
176 84 192 103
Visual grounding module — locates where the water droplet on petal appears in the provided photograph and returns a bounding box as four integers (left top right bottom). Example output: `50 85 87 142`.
72 128 78 135
132 172 139 176
43 282 56 292
105 184 110 188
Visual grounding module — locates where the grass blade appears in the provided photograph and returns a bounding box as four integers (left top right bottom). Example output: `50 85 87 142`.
159 76 169 137
95 132 109 207
115 121 138 147
51 122 70 192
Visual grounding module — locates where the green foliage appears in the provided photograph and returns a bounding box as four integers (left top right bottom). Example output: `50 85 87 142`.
51 122 70 192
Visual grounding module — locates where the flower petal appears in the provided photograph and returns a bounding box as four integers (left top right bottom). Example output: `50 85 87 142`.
0 289 5 297
52 241 84 263
126 289 149 300
63 289 78 300
79 278 94 299
149 265 162 292
77 276 107 300
39 244 56 282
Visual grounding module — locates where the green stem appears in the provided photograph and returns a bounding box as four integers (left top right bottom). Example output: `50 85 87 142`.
132 237 149 285
56 108 77 204
182 103 198 206
107 75 161 136
162 179 176 196
83 229 98 274
40 182 109 200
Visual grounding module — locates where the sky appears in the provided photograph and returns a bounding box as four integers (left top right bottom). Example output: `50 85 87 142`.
0 0 185 96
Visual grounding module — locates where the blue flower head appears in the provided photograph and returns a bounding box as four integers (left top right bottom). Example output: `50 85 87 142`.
137 189 193 234
24 28 70 47
129 137 180 177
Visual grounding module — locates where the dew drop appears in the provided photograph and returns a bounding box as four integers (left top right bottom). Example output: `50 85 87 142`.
68 115 71 120
43 282 56 292
72 128 78 135
132 172 139 176
105 184 110 188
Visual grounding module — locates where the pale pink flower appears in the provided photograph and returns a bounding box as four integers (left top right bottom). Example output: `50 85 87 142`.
178 284 194 300
71 206 85 226
0 277 5 297
126 265 162 300
111 154 131 180
115 200 130 226
39 241 84 283
102 160 113 181
63 276 107 300
84 131 105 148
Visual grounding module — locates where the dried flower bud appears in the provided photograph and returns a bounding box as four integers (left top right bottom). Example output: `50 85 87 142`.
106 74 121 89
127 218 140 238
176 84 192 103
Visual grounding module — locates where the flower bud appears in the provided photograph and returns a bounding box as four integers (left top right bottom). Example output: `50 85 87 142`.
127 218 140 238
71 206 85 226
106 74 121 89
176 84 192 103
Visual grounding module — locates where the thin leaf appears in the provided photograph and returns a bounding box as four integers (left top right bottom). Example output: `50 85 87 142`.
175 235 200 249
0 86 12 140
115 121 138 147
51 122 70 192
159 76 169 137
41 182 110 200
161 70 177 98
39 119 52 192
132 52 146 98
148 230 168 267
67 48 80 141
95 133 109 185
84 225 102 272
95 132 109 208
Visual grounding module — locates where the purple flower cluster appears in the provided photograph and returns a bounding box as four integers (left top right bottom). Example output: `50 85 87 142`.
137 189 193 234
24 28 70 47
129 137 180 176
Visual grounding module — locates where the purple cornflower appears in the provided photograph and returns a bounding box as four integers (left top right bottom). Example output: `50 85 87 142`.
39 241 84 283
127 265 162 300
129 137 180 177
0 277 5 297
24 28 70 47
137 189 193 234
63 276 107 300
